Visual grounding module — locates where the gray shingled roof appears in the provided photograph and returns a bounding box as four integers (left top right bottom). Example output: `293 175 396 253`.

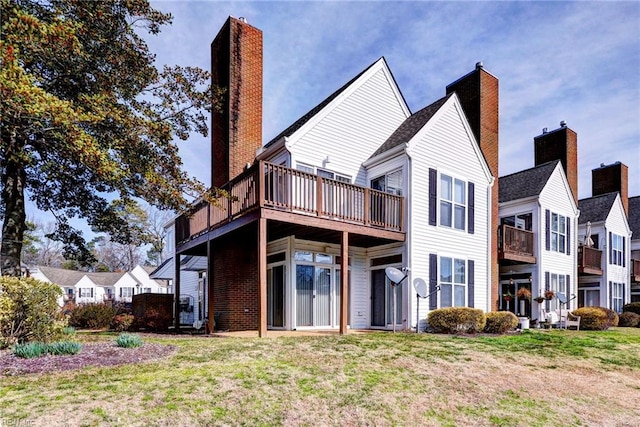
36 266 124 287
629 195 640 240
578 192 618 224
369 94 452 158
499 160 559 203
264 58 387 149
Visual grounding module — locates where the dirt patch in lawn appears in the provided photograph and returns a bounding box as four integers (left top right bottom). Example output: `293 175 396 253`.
0 342 175 376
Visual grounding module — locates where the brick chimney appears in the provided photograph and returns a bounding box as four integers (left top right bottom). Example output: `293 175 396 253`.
534 122 578 205
592 161 629 216
211 16 263 188
446 62 500 310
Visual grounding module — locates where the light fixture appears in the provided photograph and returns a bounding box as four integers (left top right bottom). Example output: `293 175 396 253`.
323 155 331 166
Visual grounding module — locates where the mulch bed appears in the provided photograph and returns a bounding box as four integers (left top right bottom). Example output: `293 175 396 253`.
0 342 176 377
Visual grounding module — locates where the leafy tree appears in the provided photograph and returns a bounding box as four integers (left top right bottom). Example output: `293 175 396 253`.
1 0 223 276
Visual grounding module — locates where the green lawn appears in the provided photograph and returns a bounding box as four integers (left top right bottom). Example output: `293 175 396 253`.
2 328 639 426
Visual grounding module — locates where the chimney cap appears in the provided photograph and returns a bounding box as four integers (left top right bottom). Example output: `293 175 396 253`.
475 61 483 70
239 16 247 23
560 120 567 127
542 127 548 134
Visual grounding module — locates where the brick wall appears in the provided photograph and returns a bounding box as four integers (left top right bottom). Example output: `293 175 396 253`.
446 63 500 310
211 17 263 188
592 162 629 216
534 125 578 205
212 224 259 331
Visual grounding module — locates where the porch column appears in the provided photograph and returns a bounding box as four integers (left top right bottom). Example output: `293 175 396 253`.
173 253 181 331
207 240 214 334
258 217 267 337
340 231 349 335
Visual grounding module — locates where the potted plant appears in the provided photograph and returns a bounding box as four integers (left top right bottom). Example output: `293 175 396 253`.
503 291 513 302
544 289 555 300
517 287 531 300
534 296 545 304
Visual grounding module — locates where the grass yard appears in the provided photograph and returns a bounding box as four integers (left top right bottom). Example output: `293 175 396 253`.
1 328 639 426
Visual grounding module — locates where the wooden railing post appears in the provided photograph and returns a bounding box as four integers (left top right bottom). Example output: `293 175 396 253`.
257 161 265 208
364 188 370 225
316 176 323 217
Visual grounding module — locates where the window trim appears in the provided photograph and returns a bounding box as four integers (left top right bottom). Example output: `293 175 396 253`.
438 172 467 231
611 233 623 266
438 255 467 308
550 212 567 254
371 168 403 196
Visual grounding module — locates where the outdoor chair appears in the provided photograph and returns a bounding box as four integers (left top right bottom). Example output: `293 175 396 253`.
559 310 580 330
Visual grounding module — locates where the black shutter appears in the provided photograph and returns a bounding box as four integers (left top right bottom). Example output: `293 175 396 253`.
467 260 475 307
120 288 122 297
622 237 626 267
468 182 475 234
545 271 550 290
90 288 94 298
429 253 438 310
609 281 613 309
566 219 571 255
622 285 626 309
545 210 551 251
566 275 570 309
429 169 437 226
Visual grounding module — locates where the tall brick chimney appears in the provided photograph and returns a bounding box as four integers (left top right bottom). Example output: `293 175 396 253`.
211 16 263 188
592 161 629 216
534 122 578 205
446 62 500 310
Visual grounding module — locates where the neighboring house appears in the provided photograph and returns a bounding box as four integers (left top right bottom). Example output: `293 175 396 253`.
172 17 496 334
29 265 165 306
577 192 631 312
630 196 640 302
498 158 579 322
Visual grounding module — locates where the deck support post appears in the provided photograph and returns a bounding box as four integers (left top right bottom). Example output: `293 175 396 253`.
340 231 349 335
173 252 181 332
258 217 268 337
207 240 215 334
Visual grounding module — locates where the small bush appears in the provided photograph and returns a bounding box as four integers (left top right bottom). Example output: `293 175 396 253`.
0 276 66 348
62 326 76 336
69 303 117 329
484 311 519 334
622 302 640 316
111 314 135 332
116 333 143 348
573 307 615 331
427 307 486 334
618 311 640 328
13 341 82 358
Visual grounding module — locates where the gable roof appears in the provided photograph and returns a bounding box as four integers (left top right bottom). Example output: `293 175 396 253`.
629 195 640 240
578 192 618 224
369 94 452 158
499 160 560 203
264 57 406 149
35 266 124 287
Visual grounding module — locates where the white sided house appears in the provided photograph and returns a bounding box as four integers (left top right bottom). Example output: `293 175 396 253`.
498 160 579 322
630 196 640 302
578 192 632 311
113 265 169 303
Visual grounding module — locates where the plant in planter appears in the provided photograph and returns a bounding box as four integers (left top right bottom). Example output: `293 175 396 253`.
517 287 531 300
503 291 514 302
544 289 556 300
534 296 546 304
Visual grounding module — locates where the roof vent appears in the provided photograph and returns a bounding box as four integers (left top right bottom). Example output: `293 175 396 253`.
560 120 567 127
542 127 548 134
600 163 606 167
239 16 247 23
475 61 483 70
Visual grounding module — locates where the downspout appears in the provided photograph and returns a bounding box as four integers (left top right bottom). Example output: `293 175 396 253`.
404 143 413 330
487 177 495 313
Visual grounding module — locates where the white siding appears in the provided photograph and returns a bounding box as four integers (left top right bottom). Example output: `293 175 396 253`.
289 66 409 186
404 98 492 327
604 196 632 306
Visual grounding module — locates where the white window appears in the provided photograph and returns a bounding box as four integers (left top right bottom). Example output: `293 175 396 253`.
120 287 134 298
440 257 466 308
439 174 466 230
142 288 152 294
371 169 402 195
79 288 93 298
611 234 623 266
551 213 567 253
549 273 567 310
612 282 623 313
298 163 352 183
296 163 314 174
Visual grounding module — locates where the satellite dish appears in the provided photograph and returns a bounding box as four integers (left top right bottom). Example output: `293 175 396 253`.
556 292 567 304
413 278 428 298
385 267 405 284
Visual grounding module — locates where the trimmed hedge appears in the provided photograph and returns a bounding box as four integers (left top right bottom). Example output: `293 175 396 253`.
484 311 519 334
69 303 117 329
572 307 618 331
622 302 640 316
618 312 640 328
427 307 486 334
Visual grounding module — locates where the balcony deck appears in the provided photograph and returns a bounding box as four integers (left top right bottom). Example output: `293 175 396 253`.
175 161 405 249
498 224 536 264
578 245 603 276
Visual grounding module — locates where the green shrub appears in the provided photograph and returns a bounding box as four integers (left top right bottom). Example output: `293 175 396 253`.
0 276 66 348
427 307 486 334
69 303 117 329
111 314 135 332
622 302 640 316
573 307 614 331
62 326 76 336
116 333 143 348
138 308 172 331
12 341 82 358
599 307 619 328
484 311 519 334
13 342 47 358
618 311 640 328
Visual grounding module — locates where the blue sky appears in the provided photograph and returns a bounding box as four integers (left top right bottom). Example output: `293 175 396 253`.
144 0 639 199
